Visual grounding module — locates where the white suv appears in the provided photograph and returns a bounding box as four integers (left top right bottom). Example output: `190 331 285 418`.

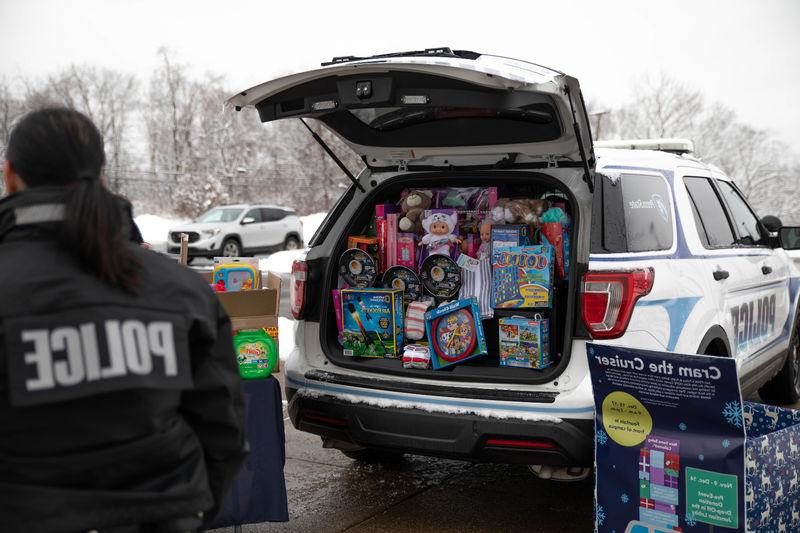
167 204 303 259
228 49 800 467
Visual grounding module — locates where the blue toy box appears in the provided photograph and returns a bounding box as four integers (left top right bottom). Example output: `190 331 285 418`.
341 288 404 358
498 315 550 369
424 298 487 370
491 245 554 309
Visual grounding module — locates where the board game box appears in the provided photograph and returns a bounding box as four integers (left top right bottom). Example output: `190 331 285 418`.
498 316 550 369
492 245 554 308
341 288 404 358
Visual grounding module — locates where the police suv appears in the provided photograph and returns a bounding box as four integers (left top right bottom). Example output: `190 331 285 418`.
229 49 800 471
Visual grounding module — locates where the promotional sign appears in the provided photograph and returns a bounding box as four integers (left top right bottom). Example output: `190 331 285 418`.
588 343 745 533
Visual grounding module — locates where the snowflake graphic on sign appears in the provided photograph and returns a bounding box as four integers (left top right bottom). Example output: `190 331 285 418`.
685 513 697 526
596 429 608 446
620 493 629 503
595 504 606 526
722 401 743 428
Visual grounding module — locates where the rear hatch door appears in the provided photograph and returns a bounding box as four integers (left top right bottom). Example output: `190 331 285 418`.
228 50 595 175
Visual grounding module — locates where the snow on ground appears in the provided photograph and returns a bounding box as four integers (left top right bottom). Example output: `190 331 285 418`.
279 317 296 361
134 214 186 249
301 212 327 244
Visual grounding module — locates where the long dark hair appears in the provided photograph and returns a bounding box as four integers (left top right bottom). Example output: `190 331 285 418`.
6 107 141 290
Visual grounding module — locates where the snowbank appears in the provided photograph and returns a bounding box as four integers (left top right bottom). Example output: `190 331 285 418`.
278 317 296 361
260 250 303 274
134 214 186 246
301 212 327 244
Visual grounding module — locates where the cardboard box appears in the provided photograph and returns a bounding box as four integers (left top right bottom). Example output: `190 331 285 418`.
424 297 488 370
202 270 282 371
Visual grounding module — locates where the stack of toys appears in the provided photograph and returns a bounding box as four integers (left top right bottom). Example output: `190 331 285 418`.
331 186 571 372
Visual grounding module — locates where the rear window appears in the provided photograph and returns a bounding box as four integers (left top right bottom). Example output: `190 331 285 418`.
591 173 674 253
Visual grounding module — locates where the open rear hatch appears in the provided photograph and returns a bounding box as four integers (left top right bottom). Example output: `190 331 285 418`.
230 49 595 385
228 48 595 178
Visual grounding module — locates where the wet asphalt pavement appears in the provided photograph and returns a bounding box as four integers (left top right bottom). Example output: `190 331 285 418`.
211 370 595 533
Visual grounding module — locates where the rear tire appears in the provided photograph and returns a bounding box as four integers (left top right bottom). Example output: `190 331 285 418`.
758 322 800 404
284 235 301 251
221 238 242 257
340 448 405 464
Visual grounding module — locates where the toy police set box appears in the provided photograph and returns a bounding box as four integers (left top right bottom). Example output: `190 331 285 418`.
331 186 571 372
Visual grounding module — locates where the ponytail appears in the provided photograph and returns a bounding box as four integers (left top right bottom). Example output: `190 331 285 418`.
62 178 142 291
6 107 142 291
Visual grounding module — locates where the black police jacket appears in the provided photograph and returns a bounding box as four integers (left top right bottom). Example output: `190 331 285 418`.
0 187 247 532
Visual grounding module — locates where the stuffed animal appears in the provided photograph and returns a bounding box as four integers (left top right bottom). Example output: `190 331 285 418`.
419 210 461 257
491 198 550 225
398 189 433 233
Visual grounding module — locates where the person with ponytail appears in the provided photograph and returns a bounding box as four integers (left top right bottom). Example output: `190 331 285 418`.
0 108 247 532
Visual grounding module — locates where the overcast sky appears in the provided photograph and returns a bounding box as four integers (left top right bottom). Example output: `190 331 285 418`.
1 0 798 147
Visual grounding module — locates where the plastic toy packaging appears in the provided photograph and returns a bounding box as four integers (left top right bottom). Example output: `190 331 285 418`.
424 298 488 370
233 329 278 379
212 257 260 292
402 344 432 369
341 288 404 358
498 315 550 369
492 245 554 308
540 207 570 279
457 254 493 319
419 209 461 259
347 235 380 265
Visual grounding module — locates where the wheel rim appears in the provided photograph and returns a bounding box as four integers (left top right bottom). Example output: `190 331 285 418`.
285 239 299 250
223 242 239 256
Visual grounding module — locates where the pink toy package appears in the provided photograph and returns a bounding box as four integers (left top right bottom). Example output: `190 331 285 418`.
396 233 417 268
332 289 343 336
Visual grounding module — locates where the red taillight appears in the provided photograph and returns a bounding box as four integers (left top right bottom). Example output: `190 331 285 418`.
291 260 308 320
485 438 557 450
581 268 654 339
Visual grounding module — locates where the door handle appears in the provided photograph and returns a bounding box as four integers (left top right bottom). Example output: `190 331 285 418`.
761 265 773 275
713 269 730 281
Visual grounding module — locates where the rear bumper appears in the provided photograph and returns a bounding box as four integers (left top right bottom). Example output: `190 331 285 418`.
286 386 594 466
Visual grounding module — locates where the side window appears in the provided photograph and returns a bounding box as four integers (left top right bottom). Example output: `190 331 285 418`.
715 180 766 246
591 173 674 253
244 208 262 223
261 208 286 222
683 177 735 248
621 175 674 252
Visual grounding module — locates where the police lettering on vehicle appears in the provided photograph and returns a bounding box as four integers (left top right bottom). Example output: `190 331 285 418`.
5 309 192 406
731 294 776 353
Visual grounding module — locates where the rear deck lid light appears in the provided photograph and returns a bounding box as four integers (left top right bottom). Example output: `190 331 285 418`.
581 268 654 339
291 259 308 320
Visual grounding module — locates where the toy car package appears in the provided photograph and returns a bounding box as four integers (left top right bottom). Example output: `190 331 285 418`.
341 288 404 358
491 245 554 308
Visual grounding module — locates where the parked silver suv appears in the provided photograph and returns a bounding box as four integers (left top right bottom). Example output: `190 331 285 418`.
167 203 303 259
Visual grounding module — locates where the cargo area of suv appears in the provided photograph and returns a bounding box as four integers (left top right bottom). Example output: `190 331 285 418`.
316 173 580 385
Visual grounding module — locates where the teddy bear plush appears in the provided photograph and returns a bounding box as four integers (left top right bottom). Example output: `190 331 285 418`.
398 189 433 233
491 198 550 225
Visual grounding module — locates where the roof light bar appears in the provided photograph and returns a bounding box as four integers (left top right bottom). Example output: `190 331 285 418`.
595 138 694 155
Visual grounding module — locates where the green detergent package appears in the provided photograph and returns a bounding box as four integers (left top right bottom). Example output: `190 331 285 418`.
234 329 277 379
